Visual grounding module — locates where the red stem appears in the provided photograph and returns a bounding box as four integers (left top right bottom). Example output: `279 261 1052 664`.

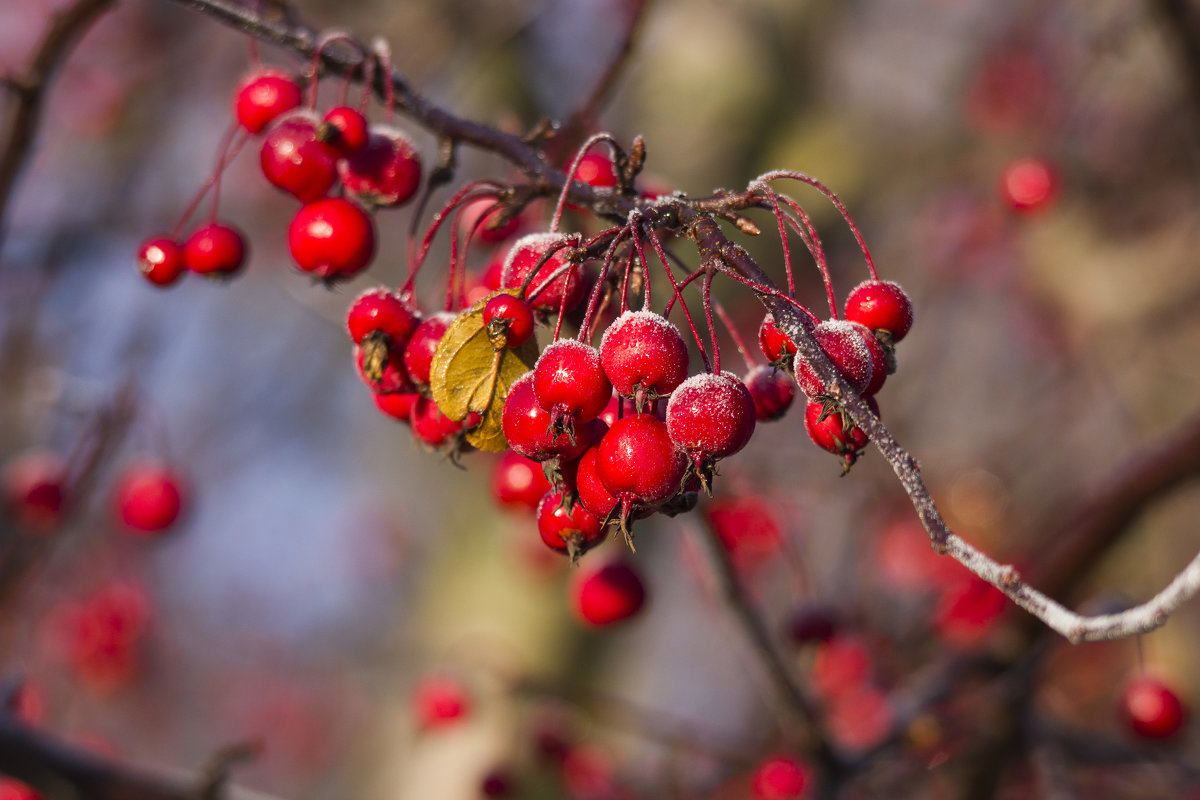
761 170 879 281
712 298 758 370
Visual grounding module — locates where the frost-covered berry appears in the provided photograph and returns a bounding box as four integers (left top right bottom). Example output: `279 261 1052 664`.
843 280 913 343
665 372 757 485
793 320 874 399
599 310 689 407
500 233 585 315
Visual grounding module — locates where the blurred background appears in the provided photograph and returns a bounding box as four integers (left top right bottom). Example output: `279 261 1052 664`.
1 0 1199 798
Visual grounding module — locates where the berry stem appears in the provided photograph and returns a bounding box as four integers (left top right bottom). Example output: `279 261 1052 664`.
758 184 797 298
760 170 879 281
550 132 620 234
170 129 248 238
629 217 652 312
702 268 720 374
765 188 838 319
403 180 503 299
307 30 363 110
712 297 758 369
646 234 710 372
205 122 247 224
578 226 630 343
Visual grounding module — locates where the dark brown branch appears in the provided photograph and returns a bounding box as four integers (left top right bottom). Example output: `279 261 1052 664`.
1154 0 1200 122
0 0 115 252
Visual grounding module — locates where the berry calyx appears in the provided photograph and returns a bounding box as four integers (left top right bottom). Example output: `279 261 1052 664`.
402 312 455 391
318 105 369 157
1000 156 1057 215
338 127 422 208
571 559 647 627
599 310 690 408
355 340 413 395
183 222 247 277
596 413 686 546
1120 676 1188 740
112 461 185 536
491 451 552 513
136 236 185 287
843 280 914 344
803 397 878 470
234 69 303 134
482 294 536 348
288 197 376 282
744 365 796 422
665 371 757 490
793 320 875 400
346 288 419 347
259 113 338 202
500 232 585 315
536 489 606 560
532 340 612 435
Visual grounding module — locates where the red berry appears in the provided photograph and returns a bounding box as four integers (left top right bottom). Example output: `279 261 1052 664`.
409 397 465 449
751 755 811 800
500 232 584 314
346 288 420 347
705 494 783 568
355 341 413 395
412 675 469 729
136 236 185 287
785 605 839 646
0 778 41 800
259 113 338 202
575 445 617 521
793 320 875 400
338 127 422 208
318 105 369 157
460 198 523 244
480 767 514 798
1000 156 1057 214
574 152 618 188
536 490 606 558
402 312 455 390
596 413 687 527
2 449 67 533
665 372 757 478
758 309 818 367
288 197 376 281
234 69 303 134
934 574 1008 646
843 280 914 343
533 340 612 430
599 310 690 406
744 365 796 422
491 451 551 513
850 322 888 397
1120 676 1188 740
112 461 185 536
372 391 419 423
803 397 878 467
61 581 149 692
482 294 535 348
571 559 647 627
481 254 506 290
501 374 598 462
183 222 246 277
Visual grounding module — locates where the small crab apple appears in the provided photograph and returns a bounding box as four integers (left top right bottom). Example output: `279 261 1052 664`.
288 197 376 281
574 152 619 189
533 340 612 433
575 445 617 521
112 460 185 536
751 755 811 800
136 236 185 287
491 451 552 513
355 341 413 394
744 365 796 422
501 374 598 463
758 309 818 368
571 559 647 627
850 322 888 397
843 280 914 346
183 222 246 277
460 198 523 244
705 494 783 568
666 372 757 487
234 69 303 134
372 391 419 423
804 396 878 468
599 310 689 408
1000 156 1057 215
500 232 585 315
483 294 535 348
536 489 606 559
2 449 67 533
596 413 687 542
402 312 455 390
318 105 369 157
410 397 467 449
0 777 42 800
346 288 419 347
793 320 875 400
338 127 422 208
259 113 339 202
412 675 470 730
1120 675 1188 740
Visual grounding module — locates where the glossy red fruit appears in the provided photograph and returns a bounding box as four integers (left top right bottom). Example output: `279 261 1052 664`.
372 391 419 423
2 449 67 533
338 127 422 208
574 152 618 189
705 494 783 568
412 675 469 729
843 280 914 343
501 374 597 462
259 113 338 202
355 341 413 394
751 755 811 800
60 581 149 693
491 451 551 513
571 559 646 626
136 236 185 287
112 461 185 536
536 490 606 558
665 372 757 476
1000 156 1057 214
288 197 376 281
319 105 369 157
850 322 888 397
482 294 535 348
533 340 612 429
0 777 42 800
183 223 246 277
500 232 584 314
460 198 523 244
804 397 878 467
402 312 455 390
234 69 303 134
596 413 687 522
599 310 689 406
744 365 796 422
758 309 818 367
575 445 617 520
410 397 464 449
346 288 419 347
793 320 874 399
1120 676 1188 740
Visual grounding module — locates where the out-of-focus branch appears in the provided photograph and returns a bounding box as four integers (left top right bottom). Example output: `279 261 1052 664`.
0 0 116 252
1154 0 1200 121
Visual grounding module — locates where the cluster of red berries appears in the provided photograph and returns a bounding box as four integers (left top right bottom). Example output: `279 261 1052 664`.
136 63 421 287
